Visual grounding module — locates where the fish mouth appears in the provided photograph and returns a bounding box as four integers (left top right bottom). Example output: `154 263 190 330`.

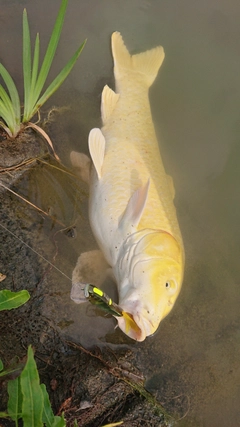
117 311 154 342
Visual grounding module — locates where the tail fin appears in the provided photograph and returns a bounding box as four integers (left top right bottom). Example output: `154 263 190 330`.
111 31 165 88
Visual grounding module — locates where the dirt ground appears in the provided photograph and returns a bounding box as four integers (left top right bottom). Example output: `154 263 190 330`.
0 138 174 427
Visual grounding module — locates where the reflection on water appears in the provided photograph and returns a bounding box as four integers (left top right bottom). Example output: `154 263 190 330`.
1 0 240 425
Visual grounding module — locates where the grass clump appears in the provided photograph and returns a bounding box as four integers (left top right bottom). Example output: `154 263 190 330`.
0 0 86 144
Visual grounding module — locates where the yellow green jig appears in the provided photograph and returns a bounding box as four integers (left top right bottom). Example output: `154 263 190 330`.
84 284 123 317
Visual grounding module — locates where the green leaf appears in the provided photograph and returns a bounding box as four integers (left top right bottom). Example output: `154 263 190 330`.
34 40 86 115
0 359 3 371
40 383 55 427
20 345 43 427
41 383 67 426
0 290 30 311
7 376 23 424
22 9 32 122
28 0 69 116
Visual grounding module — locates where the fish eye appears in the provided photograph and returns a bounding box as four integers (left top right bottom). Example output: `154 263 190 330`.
165 279 178 294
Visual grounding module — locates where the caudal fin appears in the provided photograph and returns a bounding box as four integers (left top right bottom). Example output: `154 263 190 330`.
111 31 165 88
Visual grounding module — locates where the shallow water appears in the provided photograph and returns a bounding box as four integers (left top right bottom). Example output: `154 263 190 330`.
1 0 240 425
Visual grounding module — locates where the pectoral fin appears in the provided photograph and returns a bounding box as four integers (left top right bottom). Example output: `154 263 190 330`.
88 128 106 179
119 179 150 231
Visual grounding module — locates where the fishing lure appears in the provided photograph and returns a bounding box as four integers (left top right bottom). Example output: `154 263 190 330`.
84 284 123 317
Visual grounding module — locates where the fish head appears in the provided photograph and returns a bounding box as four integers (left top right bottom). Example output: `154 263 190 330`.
116 230 184 341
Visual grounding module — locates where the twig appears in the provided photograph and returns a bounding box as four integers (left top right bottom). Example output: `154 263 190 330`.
0 181 66 227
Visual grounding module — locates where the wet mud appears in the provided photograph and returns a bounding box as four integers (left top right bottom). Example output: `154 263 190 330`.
0 157 173 427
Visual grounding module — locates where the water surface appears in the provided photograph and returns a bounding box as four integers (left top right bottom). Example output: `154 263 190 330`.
1 1 240 426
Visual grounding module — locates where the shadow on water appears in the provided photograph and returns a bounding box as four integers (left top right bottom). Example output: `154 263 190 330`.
1 0 240 426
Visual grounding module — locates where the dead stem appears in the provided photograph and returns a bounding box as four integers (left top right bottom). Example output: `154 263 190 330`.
0 157 37 173
37 158 79 178
26 122 60 162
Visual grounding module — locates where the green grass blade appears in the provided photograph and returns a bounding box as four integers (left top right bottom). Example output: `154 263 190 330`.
7 376 22 425
24 33 40 122
0 359 3 371
0 84 17 128
33 40 86 115
20 346 43 427
22 9 32 121
0 290 30 311
29 0 68 113
0 63 21 126
0 99 15 135
0 84 15 114
29 33 40 103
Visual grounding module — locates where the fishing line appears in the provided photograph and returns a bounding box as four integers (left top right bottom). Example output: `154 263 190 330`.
0 222 72 282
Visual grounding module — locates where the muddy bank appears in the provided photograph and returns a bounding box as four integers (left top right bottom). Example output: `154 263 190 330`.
0 164 174 426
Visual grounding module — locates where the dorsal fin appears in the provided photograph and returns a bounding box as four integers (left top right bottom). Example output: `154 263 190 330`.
88 128 105 179
101 85 119 124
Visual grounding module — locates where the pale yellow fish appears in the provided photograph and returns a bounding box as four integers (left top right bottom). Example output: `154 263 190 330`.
71 32 184 341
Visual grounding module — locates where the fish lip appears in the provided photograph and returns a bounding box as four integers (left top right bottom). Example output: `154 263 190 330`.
117 311 154 342
117 315 145 342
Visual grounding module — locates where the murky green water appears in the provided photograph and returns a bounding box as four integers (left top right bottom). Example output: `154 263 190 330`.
1 0 240 425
